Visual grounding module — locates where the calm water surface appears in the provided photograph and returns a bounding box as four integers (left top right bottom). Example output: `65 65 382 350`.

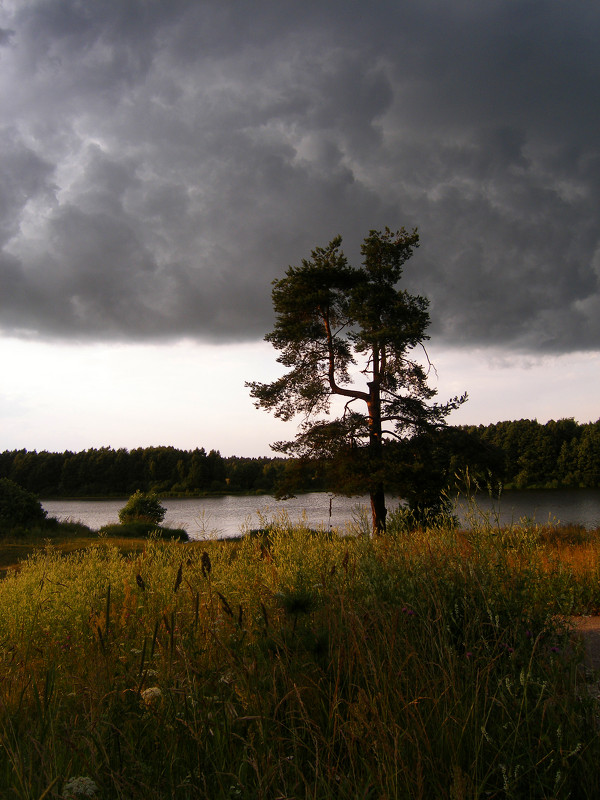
42 489 600 539
456 489 600 530
42 493 370 539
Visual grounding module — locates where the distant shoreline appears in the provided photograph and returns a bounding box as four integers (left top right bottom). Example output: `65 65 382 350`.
41 485 599 501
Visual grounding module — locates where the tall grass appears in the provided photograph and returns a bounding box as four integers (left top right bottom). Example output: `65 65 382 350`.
1 517 600 799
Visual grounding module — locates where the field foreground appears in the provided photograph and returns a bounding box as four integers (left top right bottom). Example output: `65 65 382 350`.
2 516 600 799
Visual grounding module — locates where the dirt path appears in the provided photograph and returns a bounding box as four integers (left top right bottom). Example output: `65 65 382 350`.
570 616 600 671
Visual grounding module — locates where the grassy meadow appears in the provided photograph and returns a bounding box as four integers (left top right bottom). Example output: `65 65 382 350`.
2 509 600 799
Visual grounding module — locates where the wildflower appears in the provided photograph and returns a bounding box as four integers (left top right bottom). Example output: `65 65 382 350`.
465 652 473 659
550 646 560 653
141 686 163 707
62 776 99 798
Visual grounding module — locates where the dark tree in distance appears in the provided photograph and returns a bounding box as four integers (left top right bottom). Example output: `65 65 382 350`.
247 228 467 535
0 478 47 532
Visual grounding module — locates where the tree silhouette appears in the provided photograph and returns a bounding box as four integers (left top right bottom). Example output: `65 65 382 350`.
247 228 466 534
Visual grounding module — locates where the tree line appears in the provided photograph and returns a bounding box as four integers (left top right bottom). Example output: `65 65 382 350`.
0 418 598 499
0 447 304 498
459 417 600 490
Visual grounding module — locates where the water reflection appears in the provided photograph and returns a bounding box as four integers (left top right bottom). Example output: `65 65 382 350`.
42 488 600 539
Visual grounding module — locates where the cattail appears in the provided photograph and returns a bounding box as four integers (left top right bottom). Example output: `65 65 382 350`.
173 563 183 593
105 584 111 635
260 601 269 628
217 591 233 617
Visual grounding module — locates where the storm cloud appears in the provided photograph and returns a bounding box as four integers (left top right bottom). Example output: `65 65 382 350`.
0 0 598 353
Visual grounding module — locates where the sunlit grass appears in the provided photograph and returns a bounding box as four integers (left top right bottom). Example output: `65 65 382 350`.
1 514 600 798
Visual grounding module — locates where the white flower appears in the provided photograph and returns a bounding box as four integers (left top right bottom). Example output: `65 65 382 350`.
141 686 163 707
62 776 99 798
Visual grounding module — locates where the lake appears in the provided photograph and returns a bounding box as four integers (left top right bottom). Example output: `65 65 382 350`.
42 488 600 539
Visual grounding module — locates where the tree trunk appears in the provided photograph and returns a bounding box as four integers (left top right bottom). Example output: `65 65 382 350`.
370 485 387 536
367 365 386 536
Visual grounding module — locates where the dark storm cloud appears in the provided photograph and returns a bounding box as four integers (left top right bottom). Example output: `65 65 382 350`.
0 0 598 352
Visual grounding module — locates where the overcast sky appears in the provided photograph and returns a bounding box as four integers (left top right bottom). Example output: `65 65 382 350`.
1 0 599 456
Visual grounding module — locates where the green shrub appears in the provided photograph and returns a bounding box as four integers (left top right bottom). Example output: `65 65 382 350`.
99 521 188 541
118 490 166 525
0 478 47 533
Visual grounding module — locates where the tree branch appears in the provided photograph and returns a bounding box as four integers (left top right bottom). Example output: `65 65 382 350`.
320 307 369 402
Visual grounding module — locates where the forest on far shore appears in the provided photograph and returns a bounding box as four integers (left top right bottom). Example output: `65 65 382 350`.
0 417 599 499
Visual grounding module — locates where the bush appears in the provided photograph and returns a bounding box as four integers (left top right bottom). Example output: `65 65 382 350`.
0 478 47 532
118 490 166 525
99 521 189 541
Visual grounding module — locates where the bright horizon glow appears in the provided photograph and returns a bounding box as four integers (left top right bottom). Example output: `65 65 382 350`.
1 337 598 458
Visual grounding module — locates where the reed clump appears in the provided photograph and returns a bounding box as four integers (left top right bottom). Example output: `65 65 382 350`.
1 515 600 799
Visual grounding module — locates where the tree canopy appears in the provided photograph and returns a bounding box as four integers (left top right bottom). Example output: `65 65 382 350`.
0 477 47 533
247 228 467 534
118 490 166 526
1 419 599 509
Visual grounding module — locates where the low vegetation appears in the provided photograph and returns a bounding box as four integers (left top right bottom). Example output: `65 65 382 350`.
0 489 189 555
104 490 188 541
99 521 188 541
1 508 600 799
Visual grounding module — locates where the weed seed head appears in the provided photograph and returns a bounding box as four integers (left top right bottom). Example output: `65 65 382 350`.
141 686 163 707
62 776 99 798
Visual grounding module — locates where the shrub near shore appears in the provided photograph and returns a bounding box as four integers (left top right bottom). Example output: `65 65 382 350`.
1 518 600 798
